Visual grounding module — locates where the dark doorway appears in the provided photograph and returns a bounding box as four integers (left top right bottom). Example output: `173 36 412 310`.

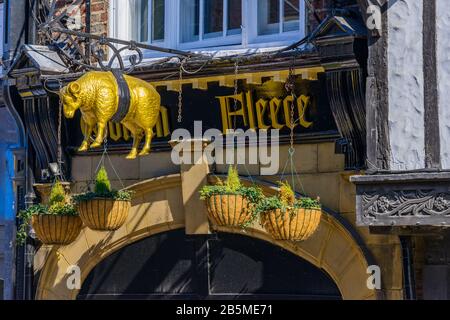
77 229 341 300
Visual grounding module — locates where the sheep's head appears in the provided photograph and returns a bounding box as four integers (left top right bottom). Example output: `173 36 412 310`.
60 82 82 118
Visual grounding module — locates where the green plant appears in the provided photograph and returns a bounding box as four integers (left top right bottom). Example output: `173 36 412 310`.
48 202 78 216
224 165 241 192
255 181 321 217
17 204 47 245
48 180 66 206
278 181 295 206
16 183 77 246
73 166 133 202
95 165 111 195
199 166 264 227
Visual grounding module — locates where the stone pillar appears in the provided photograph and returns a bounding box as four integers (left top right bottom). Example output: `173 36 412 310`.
170 139 211 235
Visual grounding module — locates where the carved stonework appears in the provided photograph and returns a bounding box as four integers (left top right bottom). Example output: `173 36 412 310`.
351 173 450 227
363 191 450 219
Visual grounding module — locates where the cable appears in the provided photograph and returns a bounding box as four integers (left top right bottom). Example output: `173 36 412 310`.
180 58 212 75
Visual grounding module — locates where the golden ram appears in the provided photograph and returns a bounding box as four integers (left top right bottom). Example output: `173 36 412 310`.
60 71 161 159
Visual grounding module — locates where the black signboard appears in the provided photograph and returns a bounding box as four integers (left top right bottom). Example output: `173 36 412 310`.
66 73 338 153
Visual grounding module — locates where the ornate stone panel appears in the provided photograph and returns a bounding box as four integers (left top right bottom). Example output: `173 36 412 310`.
351 173 450 226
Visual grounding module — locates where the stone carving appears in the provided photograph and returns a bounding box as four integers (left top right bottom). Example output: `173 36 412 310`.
363 190 450 218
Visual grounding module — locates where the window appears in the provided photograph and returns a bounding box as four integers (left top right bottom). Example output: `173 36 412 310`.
111 0 305 54
180 0 242 44
258 0 300 35
130 0 165 43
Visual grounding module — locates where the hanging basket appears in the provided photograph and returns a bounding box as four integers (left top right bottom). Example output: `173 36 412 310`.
77 198 130 231
205 194 254 227
260 207 322 241
31 214 83 245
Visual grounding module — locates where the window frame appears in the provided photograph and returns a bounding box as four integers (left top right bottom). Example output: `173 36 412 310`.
109 0 306 55
247 0 306 46
109 0 168 46
177 0 243 50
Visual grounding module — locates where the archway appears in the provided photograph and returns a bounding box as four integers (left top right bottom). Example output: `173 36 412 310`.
78 229 342 299
34 175 379 300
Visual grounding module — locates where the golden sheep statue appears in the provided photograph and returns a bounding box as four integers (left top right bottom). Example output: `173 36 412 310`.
60 71 161 159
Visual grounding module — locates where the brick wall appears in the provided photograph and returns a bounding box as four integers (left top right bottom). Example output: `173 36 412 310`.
88 0 109 36
54 0 108 36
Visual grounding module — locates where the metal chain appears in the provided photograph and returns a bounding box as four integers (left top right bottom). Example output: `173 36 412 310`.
54 77 64 179
103 127 108 153
285 59 296 151
57 97 63 170
285 56 297 190
232 60 239 129
177 59 185 123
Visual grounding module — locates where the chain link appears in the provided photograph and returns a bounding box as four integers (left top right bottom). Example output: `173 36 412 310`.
57 97 63 169
177 59 185 123
103 127 108 153
285 57 296 151
232 60 239 129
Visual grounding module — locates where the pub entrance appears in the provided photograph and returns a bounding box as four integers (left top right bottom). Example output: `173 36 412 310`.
77 229 341 300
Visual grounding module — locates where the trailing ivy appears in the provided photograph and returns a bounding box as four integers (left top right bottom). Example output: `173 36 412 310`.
16 182 78 246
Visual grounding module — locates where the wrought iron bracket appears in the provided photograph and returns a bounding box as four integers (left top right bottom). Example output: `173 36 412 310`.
38 25 204 73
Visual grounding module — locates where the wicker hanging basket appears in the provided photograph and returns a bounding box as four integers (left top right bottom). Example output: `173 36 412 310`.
260 208 321 241
205 194 254 227
77 198 130 231
31 214 83 245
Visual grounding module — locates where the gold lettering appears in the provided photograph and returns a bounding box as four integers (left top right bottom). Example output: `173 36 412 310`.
245 91 257 130
216 93 247 133
155 106 170 137
108 122 122 141
297 95 313 128
123 126 131 141
255 98 270 130
269 97 284 129
226 93 247 128
216 96 230 133
161 106 170 137
215 91 313 132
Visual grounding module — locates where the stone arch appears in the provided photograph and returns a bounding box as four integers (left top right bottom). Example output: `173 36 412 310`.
35 174 379 300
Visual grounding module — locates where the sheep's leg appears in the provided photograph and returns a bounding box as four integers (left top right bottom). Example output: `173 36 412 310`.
138 128 153 156
79 123 93 151
91 122 107 148
123 121 143 159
